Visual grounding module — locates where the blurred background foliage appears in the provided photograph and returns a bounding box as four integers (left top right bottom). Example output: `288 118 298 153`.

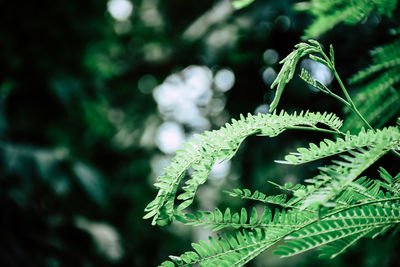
0 0 399 266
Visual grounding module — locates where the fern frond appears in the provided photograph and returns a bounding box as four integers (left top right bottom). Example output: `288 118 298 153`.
275 205 400 258
285 127 400 209
144 111 343 225
161 229 284 267
295 0 398 39
349 59 400 85
278 127 399 165
162 169 400 266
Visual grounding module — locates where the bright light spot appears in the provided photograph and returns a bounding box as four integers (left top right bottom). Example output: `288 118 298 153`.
189 116 211 130
153 66 214 129
254 104 269 114
156 122 185 154
302 59 333 88
263 49 279 65
209 160 231 181
173 102 200 124
138 75 157 94
183 66 213 101
108 0 133 21
215 68 235 92
262 67 277 86
310 62 333 86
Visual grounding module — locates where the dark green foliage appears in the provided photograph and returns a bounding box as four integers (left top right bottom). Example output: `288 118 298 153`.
343 38 400 132
294 0 399 39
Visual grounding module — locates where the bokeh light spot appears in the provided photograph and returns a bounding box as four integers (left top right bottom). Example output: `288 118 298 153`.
262 67 277 86
108 0 133 21
263 49 279 65
156 122 185 154
301 59 333 89
214 68 235 92
209 160 231 181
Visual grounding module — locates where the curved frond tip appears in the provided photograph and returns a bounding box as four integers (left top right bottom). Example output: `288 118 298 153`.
144 111 343 226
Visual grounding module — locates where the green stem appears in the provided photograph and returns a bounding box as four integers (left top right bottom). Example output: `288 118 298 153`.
334 71 374 130
322 89 350 107
320 51 374 131
286 125 345 136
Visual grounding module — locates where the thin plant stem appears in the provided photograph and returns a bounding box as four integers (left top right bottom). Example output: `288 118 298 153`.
319 51 374 130
286 125 345 136
333 70 374 131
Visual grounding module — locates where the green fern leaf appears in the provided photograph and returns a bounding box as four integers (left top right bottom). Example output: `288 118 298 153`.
163 229 285 266
278 127 400 165
285 127 400 209
275 205 400 258
144 111 343 226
